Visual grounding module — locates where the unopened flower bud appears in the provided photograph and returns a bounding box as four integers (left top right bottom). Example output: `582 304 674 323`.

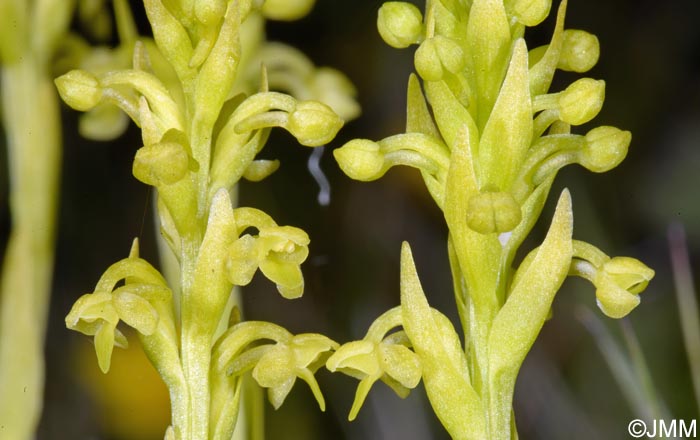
558 78 605 125
377 2 423 49
133 142 189 186
195 0 226 26
511 0 551 27
55 70 102 111
333 139 385 181
261 0 315 21
243 160 280 182
579 126 631 173
414 36 464 81
466 191 522 234
286 101 343 147
559 30 600 73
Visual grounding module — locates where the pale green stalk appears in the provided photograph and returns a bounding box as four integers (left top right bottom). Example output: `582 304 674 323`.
0 55 60 440
0 0 73 437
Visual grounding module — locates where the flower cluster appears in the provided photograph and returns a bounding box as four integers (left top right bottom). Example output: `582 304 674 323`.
58 0 357 438
331 1 653 438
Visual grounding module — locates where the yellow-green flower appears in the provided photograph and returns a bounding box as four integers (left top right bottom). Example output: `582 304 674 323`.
251 334 338 410
227 225 310 299
327 333 421 420
570 241 655 318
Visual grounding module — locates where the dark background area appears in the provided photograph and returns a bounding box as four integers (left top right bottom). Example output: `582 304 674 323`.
1 0 698 438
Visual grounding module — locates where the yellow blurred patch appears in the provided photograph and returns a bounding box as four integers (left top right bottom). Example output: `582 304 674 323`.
75 331 171 440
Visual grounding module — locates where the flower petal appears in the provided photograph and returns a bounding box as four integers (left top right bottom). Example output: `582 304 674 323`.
227 234 260 286
94 322 116 373
112 290 159 335
348 376 380 421
252 344 294 388
378 343 421 389
326 340 378 377
259 258 304 299
291 333 338 368
595 277 641 319
267 377 296 410
296 368 326 411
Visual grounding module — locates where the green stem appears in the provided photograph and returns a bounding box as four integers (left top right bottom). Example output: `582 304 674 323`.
0 56 60 440
179 235 207 440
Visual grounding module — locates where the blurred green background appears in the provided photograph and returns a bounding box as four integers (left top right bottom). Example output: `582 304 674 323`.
2 0 698 438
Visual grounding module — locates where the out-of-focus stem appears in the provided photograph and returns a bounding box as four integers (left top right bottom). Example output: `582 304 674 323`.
0 55 61 440
668 222 700 410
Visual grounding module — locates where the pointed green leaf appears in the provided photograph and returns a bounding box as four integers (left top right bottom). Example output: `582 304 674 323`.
466 0 511 128
529 0 567 96
184 189 237 341
479 39 532 191
406 74 441 140
143 0 195 83
424 80 478 151
444 125 500 338
487 189 573 436
193 0 241 130
399 242 485 439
